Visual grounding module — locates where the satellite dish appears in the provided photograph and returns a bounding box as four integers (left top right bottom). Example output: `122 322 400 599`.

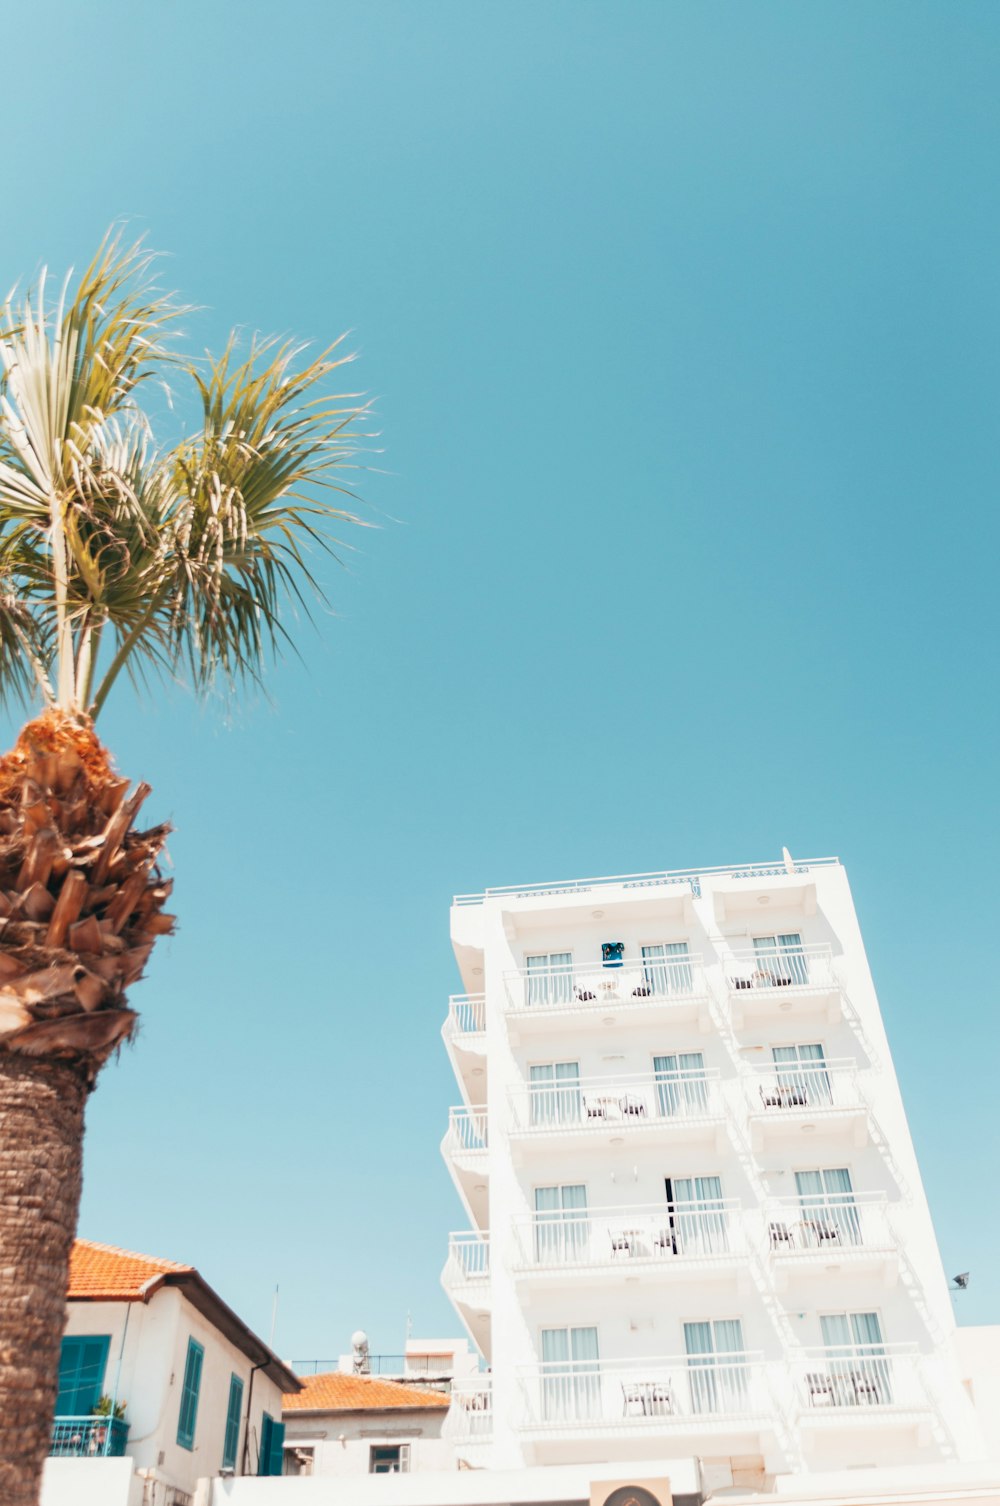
782 847 795 875
351 1330 369 1348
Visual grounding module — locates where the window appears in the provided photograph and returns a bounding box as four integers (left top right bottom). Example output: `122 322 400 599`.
55 1336 110 1416
534 1184 587 1264
222 1373 244 1471
642 942 693 995
529 1061 581 1125
795 1168 860 1245
772 1043 830 1104
665 1175 728 1254
820 1311 890 1405
525 951 572 1007
258 1412 285 1476
176 1338 204 1450
370 1444 410 1473
683 1319 747 1413
540 1326 600 1422
653 1052 707 1117
753 932 807 984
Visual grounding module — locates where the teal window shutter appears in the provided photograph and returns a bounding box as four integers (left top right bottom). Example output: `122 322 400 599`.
55 1336 110 1416
176 1338 205 1450
258 1413 285 1476
222 1374 244 1470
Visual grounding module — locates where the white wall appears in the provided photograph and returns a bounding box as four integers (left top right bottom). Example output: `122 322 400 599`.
283 1406 452 1477
63 1288 286 1495
954 1325 1000 1459
41 1455 140 1506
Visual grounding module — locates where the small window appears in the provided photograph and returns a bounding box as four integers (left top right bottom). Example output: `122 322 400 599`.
56 1336 110 1417
177 1338 204 1450
370 1443 410 1473
222 1373 244 1470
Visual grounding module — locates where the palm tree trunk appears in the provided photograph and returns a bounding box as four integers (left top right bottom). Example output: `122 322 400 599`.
0 1054 87 1506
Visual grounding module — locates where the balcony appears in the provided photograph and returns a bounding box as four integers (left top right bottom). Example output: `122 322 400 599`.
504 956 710 1034
441 1108 489 1228
442 1232 492 1356
743 1059 868 1149
443 1378 493 1449
442 994 487 1106
765 1195 898 1283
508 1070 728 1152
50 1416 129 1457
724 944 841 1025
517 1353 774 1443
793 1346 930 1427
512 1202 746 1284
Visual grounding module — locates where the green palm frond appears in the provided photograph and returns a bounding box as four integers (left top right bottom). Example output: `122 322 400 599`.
0 231 373 721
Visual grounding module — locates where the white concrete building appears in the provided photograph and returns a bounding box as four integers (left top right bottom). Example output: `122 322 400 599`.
440 853 990 1482
41 1238 299 1506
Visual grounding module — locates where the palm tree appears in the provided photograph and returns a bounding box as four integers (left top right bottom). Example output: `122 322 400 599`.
0 234 370 1503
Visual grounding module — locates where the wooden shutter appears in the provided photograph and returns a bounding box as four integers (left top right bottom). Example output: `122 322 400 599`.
176 1338 205 1449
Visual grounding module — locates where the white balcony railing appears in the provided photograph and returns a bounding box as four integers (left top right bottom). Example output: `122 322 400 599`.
446 993 486 1036
765 1195 894 1258
504 957 707 1015
509 1069 723 1134
445 1107 489 1154
793 1346 926 1415
513 1202 745 1272
517 1353 771 1431
745 1059 863 1117
444 1231 491 1286
444 1378 493 1442
453 855 840 905
724 944 835 995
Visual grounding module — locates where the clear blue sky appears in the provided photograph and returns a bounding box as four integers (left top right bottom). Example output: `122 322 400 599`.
2 1 998 1359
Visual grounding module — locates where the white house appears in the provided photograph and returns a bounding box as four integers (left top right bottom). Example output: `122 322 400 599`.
440 853 991 1482
41 1237 300 1506
281 1369 452 1477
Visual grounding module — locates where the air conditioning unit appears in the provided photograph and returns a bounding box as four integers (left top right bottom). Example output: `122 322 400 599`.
590 1480 671 1506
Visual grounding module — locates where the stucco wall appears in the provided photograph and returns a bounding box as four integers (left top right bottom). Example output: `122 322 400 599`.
282 1405 452 1476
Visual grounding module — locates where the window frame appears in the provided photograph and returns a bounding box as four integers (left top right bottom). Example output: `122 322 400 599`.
55 1334 111 1417
176 1336 205 1451
369 1442 410 1474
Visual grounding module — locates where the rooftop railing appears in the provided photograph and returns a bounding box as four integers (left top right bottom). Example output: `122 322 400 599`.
517 1352 771 1430
509 1068 724 1135
50 1416 128 1457
454 857 839 906
512 1201 745 1272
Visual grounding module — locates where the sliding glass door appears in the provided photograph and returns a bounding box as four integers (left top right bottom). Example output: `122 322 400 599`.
534 1185 588 1265
684 1319 748 1414
654 1052 707 1117
540 1327 600 1421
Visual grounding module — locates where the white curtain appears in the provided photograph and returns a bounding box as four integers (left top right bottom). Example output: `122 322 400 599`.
654 1051 706 1117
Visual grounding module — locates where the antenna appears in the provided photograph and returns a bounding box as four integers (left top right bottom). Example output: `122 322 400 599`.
269 1284 279 1346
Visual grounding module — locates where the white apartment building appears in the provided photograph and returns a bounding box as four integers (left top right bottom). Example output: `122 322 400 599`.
440 853 990 1484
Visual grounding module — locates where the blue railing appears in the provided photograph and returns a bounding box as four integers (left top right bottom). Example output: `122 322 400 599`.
50 1416 129 1457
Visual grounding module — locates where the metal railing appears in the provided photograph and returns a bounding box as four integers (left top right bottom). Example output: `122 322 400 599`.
509 1069 723 1133
504 956 707 1014
793 1346 925 1413
513 1202 744 1270
292 1354 456 1377
446 994 486 1036
50 1416 129 1457
517 1352 770 1429
454 857 839 905
445 1106 489 1153
445 1231 491 1284
765 1194 893 1257
444 1379 493 1441
724 944 835 994
745 1059 863 1117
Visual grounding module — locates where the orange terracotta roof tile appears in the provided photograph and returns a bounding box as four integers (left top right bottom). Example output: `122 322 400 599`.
68 1238 192 1300
283 1372 451 1413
